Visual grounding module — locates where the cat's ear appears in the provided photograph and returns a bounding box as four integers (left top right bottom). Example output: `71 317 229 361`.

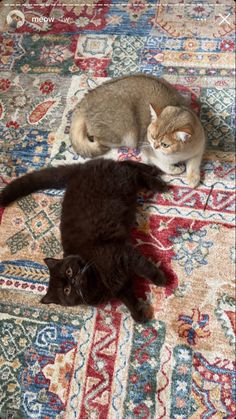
175 131 191 142
44 258 60 270
41 289 58 304
175 127 192 142
149 104 161 122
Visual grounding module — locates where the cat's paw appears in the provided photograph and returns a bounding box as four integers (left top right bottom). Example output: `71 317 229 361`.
0 191 9 207
187 172 200 188
144 176 168 192
131 301 153 323
148 166 163 177
165 164 185 175
151 269 168 287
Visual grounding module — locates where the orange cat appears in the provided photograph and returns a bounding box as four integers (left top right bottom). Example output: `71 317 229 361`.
146 104 205 188
70 74 205 187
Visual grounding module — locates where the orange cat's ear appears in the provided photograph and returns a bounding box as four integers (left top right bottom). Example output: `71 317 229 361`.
149 103 162 122
175 126 192 142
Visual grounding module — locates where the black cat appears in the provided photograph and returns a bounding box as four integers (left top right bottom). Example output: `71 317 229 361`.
0 159 168 322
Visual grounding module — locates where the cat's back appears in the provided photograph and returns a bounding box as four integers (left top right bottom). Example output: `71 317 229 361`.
79 74 186 139
83 74 185 106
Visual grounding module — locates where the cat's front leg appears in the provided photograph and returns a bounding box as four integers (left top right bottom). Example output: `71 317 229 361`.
127 246 167 286
146 154 185 175
186 153 203 188
159 163 186 175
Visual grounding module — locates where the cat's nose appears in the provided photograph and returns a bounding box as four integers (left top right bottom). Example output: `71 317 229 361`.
74 274 81 285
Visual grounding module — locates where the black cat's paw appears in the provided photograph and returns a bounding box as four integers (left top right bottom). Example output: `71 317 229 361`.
151 269 168 287
147 165 162 176
0 192 7 208
131 301 153 323
0 188 12 207
144 175 168 192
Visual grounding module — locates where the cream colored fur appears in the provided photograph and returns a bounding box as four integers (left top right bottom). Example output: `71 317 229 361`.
70 74 186 155
146 106 205 187
70 74 205 187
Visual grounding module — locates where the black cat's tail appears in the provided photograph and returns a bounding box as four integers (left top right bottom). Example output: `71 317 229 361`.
0 164 80 207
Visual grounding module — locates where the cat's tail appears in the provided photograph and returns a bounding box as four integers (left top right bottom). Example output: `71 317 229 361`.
70 108 109 158
0 164 79 207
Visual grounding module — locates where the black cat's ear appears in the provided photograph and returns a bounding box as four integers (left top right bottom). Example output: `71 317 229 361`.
41 289 58 304
44 258 60 270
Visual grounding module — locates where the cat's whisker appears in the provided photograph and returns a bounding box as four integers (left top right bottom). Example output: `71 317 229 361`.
81 260 94 274
139 145 152 150
74 282 87 304
140 142 151 147
74 260 95 304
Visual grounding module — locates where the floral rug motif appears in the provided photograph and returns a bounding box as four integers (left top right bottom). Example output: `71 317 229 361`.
0 1 235 418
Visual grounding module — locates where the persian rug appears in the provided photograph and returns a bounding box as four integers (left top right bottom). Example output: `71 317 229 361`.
0 1 235 418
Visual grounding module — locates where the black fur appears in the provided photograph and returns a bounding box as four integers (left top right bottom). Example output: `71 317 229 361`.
0 159 168 322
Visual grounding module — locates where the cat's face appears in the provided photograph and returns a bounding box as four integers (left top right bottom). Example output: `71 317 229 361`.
41 255 95 306
147 105 192 155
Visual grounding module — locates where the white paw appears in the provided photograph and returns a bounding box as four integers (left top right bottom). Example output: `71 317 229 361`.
187 172 200 188
166 164 186 175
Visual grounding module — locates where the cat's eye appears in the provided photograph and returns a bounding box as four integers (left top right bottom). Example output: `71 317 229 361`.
161 142 170 148
87 135 94 142
66 267 73 278
64 285 71 295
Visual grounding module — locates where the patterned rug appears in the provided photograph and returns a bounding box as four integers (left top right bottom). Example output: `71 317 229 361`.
0 1 235 418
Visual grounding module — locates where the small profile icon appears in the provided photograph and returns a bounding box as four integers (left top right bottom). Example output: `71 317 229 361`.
6 10 25 30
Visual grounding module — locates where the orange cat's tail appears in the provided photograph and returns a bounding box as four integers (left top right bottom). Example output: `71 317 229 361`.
70 108 108 158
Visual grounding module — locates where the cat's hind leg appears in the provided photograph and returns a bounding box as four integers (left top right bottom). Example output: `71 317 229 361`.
70 109 109 157
118 282 153 323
